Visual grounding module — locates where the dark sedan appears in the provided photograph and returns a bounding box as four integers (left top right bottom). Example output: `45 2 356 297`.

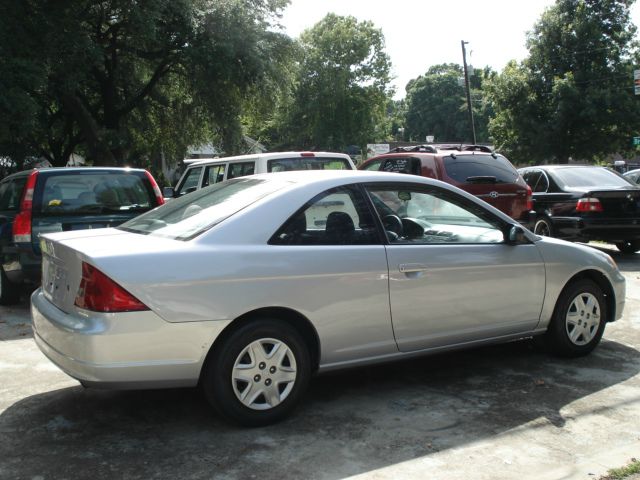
519 165 640 254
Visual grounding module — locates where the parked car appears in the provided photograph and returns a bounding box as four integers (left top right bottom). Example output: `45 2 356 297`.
518 165 640 254
359 145 533 227
623 168 640 185
31 170 624 426
0 167 164 304
166 151 356 198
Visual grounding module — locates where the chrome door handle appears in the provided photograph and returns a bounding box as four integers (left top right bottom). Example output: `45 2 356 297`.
399 263 429 273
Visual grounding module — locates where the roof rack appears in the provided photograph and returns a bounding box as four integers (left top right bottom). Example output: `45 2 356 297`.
387 145 437 154
461 145 493 153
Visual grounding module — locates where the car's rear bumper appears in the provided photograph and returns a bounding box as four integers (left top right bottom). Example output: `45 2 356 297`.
552 217 640 242
31 289 229 389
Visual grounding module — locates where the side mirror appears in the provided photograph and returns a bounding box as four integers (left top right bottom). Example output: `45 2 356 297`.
507 225 527 245
162 186 175 198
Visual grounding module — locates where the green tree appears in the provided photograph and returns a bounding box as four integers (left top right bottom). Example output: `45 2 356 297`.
276 14 392 152
487 0 640 164
0 0 293 167
403 64 495 144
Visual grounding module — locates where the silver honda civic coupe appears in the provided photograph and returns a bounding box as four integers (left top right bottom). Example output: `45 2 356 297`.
31 170 626 426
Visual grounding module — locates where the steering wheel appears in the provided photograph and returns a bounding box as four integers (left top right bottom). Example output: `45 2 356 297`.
382 214 404 238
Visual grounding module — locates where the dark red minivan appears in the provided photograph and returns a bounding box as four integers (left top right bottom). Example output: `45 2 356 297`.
360 145 533 226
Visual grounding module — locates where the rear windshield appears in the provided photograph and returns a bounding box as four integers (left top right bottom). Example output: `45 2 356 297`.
119 177 290 240
267 157 351 172
551 167 635 188
37 171 155 214
0 176 27 211
443 154 519 184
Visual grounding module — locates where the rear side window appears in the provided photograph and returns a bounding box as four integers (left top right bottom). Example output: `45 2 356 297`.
36 172 155 214
380 157 421 175
443 154 519 184
227 162 255 180
120 177 291 241
0 177 26 211
268 157 351 172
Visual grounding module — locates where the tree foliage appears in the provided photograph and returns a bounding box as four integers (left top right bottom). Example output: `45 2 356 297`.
272 14 392 152
403 64 495 144
487 0 640 164
0 0 293 167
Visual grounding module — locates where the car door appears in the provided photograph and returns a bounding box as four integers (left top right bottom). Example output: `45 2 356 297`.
269 185 394 365
364 182 546 352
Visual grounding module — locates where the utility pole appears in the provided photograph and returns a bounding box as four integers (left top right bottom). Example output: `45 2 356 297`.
461 40 477 145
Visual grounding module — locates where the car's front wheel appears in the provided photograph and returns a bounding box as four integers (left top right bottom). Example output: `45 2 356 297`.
201 318 311 427
0 267 20 305
543 279 606 357
615 240 640 254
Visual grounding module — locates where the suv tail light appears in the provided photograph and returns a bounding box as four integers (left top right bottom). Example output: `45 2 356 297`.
12 170 38 243
525 185 533 211
576 197 603 212
300 152 316 157
75 262 149 312
144 171 165 206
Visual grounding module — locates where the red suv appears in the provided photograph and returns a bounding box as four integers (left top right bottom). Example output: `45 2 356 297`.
360 145 533 226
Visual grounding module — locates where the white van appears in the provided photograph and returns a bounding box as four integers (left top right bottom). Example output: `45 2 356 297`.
166 151 355 198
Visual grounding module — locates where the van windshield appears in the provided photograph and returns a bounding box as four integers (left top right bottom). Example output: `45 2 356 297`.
268 157 351 172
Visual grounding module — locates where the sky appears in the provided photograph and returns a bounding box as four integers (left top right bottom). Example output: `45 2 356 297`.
280 0 640 99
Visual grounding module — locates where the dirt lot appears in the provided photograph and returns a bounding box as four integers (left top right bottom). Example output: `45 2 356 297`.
1 245 639 480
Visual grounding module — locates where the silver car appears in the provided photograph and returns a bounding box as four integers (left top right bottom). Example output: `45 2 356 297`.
31 170 626 426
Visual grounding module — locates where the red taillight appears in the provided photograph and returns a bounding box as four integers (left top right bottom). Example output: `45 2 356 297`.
576 197 603 212
75 262 149 312
300 152 316 157
525 185 533 211
144 170 165 206
12 170 38 243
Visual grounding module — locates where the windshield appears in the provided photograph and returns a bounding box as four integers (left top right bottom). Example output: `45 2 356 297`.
443 154 519 184
267 157 351 172
552 167 636 188
119 177 290 240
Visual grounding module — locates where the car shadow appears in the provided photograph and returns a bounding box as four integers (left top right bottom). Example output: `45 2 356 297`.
0 339 638 479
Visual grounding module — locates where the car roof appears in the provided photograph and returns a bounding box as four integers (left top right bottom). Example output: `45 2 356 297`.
519 164 605 170
2 167 147 180
186 151 351 166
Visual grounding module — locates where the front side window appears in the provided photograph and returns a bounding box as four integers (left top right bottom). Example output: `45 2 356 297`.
203 164 226 187
361 159 383 171
0 177 26 211
365 184 504 244
176 167 203 195
120 177 291 241
271 186 379 246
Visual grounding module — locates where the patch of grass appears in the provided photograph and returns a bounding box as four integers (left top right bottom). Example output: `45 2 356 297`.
600 458 640 480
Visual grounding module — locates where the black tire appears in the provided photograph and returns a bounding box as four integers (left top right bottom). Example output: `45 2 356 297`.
201 318 311 427
0 267 20 306
615 240 640 254
543 279 606 357
534 217 553 237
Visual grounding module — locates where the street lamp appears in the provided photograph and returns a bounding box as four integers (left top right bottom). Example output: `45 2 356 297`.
461 40 477 145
